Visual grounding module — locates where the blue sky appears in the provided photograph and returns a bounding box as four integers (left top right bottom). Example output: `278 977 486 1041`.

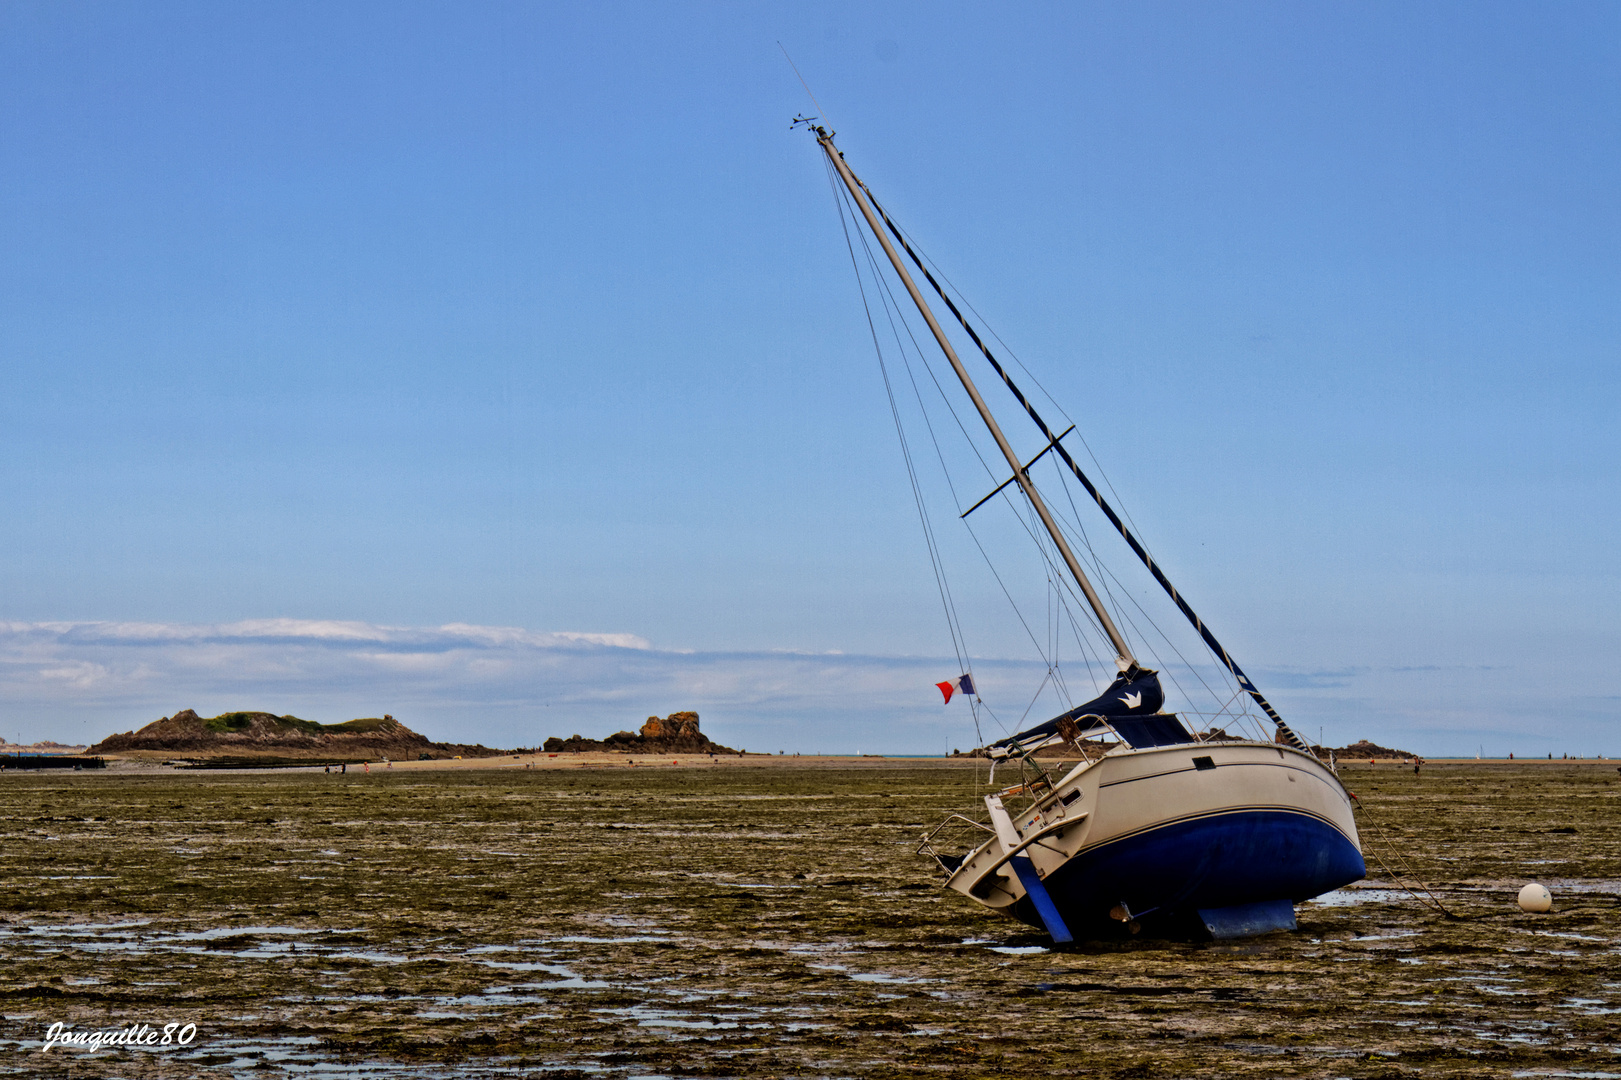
2 2 1616 756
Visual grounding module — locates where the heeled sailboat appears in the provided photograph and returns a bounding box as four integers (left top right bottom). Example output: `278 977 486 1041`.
803 119 1364 941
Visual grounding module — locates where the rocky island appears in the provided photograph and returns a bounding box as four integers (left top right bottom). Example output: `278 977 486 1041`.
89 710 502 763
543 712 737 755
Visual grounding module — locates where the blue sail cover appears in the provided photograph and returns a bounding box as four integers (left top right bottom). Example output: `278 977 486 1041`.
988 671 1167 752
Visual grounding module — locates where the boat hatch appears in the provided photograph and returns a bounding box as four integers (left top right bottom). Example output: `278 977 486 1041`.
1110 714 1193 749
1059 789 1082 806
1192 756 1216 771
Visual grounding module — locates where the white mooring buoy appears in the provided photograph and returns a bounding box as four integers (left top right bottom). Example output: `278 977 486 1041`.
1517 882 1553 913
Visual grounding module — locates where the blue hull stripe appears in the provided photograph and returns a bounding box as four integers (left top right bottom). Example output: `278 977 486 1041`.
1086 803 1356 853
1038 808 1365 930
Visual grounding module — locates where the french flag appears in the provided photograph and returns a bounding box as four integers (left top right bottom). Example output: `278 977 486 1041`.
935 674 976 703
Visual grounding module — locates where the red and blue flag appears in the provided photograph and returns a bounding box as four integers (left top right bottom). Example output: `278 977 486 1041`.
935 674 976 703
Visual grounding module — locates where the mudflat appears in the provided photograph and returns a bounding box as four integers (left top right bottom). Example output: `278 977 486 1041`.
0 760 1616 1078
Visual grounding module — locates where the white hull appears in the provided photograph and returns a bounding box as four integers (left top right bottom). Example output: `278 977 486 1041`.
933 741 1363 937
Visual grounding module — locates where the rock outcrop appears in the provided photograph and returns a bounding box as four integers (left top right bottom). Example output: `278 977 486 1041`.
542 712 736 755
638 711 703 741
1334 739 1418 760
89 710 501 760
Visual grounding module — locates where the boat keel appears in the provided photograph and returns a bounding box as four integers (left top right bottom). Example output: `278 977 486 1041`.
1196 898 1297 939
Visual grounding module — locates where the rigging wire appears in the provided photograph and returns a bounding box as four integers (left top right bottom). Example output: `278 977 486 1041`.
998 472 1124 667
845 198 1000 491
840 188 1064 721
864 187 1311 749
1023 499 1077 711
1019 442 1255 731
902 333 1186 726
843 174 1153 734
971 423 1243 730
883 214 1164 563
824 164 968 685
851 210 1067 708
1015 668 1056 727
1041 496 1256 734
840 183 1138 691
830 149 1292 747
838 181 1002 738
842 181 1186 726
1040 457 1243 720
847 177 1135 737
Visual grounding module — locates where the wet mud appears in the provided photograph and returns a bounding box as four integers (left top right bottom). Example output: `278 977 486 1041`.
0 760 1616 1077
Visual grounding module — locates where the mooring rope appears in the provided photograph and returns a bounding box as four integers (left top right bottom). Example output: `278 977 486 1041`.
1348 792 1463 919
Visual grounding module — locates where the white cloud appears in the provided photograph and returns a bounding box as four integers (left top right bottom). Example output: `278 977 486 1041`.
0 619 1006 753
0 620 1610 757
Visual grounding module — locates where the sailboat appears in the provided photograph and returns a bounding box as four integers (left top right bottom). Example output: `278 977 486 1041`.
804 120 1364 941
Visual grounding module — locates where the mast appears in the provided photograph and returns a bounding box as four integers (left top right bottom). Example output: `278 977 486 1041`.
815 128 1141 677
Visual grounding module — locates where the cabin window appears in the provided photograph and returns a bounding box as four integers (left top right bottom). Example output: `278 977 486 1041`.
1192 756 1216 771
1060 789 1082 806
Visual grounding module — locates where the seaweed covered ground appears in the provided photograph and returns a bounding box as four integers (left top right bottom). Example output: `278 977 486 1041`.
0 760 1616 1078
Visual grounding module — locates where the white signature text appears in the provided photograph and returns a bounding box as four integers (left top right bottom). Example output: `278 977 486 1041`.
42 1021 197 1053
